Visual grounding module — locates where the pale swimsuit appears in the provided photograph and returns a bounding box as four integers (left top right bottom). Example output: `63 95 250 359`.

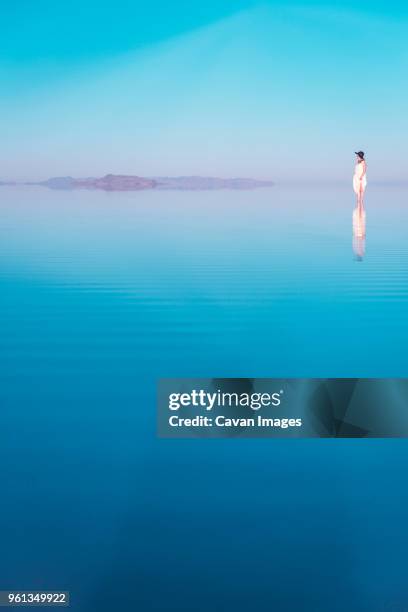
353 160 367 194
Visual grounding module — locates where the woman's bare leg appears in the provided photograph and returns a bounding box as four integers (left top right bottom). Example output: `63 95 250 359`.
358 183 364 207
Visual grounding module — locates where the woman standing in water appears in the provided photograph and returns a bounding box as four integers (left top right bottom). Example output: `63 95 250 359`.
352 151 367 259
353 150 367 206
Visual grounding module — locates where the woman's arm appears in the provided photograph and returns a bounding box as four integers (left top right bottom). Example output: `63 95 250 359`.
360 161 366 179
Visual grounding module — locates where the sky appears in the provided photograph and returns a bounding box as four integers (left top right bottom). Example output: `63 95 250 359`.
1 0 407 181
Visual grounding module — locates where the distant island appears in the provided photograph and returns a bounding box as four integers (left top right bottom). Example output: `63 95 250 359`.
2 174 274 192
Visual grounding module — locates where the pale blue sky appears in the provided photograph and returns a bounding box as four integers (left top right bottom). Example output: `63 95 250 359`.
1 1 407 181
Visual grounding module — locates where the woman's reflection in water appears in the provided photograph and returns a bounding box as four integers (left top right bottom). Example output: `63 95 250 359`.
352 202 366 260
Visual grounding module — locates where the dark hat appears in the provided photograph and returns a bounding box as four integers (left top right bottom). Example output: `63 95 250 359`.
355 150 365 159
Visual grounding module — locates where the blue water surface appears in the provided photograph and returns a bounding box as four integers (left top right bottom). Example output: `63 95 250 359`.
0 184 407 611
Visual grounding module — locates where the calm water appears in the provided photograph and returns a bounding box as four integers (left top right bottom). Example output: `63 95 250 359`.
1 184 407 611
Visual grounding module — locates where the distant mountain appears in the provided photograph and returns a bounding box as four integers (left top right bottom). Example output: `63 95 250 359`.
38 176 77 189
39 174 156 191
1 174 274 191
